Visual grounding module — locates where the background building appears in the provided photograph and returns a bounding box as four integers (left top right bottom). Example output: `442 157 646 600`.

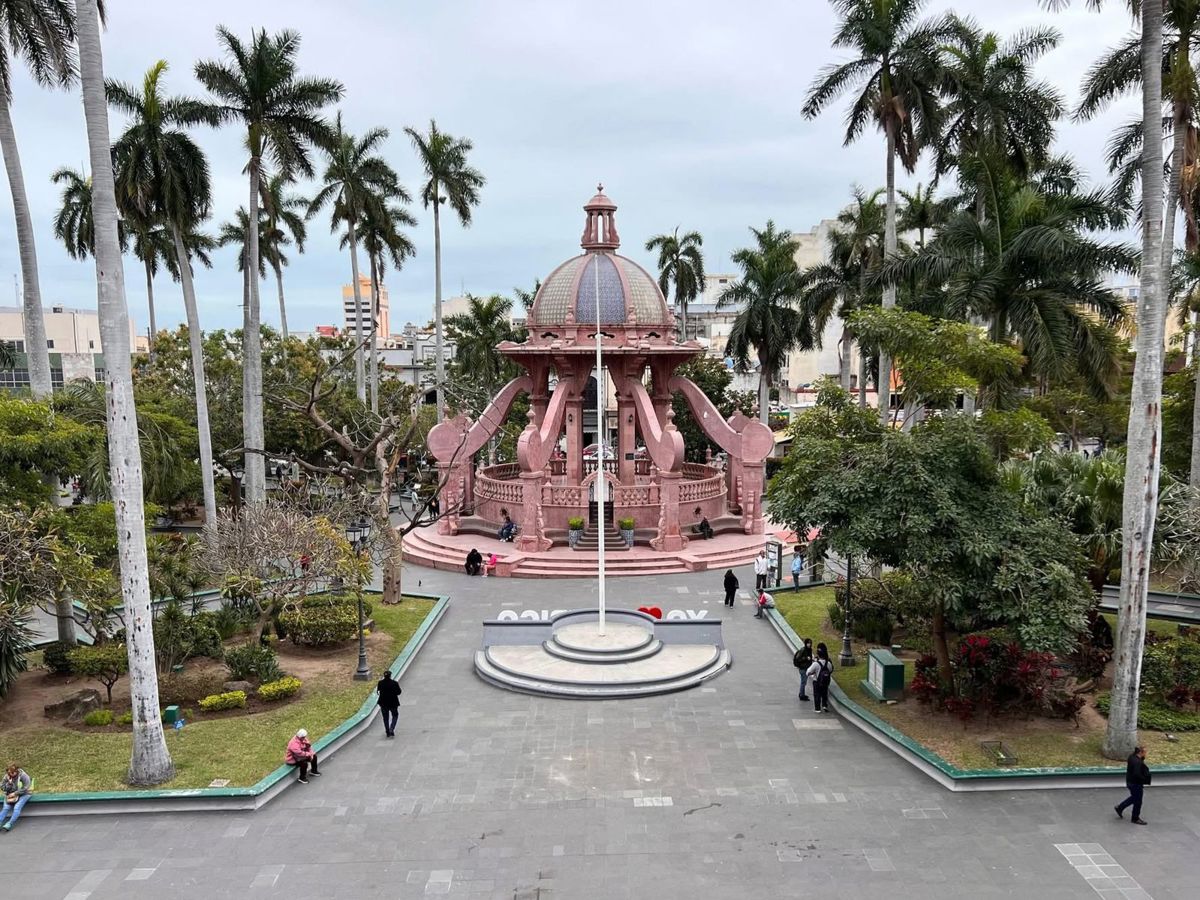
0 304 135 391
341 275 389 341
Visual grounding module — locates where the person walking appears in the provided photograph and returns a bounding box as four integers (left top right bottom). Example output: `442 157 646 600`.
285 729 321 784
0 764 32 831
790 549 804 590
1115 746 1151 825
376 670 403 738
754 550 769 592
806 643 834 713
723 569 739 608
793 638 814 701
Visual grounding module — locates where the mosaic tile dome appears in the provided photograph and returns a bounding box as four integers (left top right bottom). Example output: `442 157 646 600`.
528 187 672 329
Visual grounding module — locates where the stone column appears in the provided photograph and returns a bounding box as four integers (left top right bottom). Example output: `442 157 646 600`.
516 470 552 551
436 462 463 536
566 398 583 484
616 393 635 484
650 469 687 551
529 360 550 429
739 461 765 535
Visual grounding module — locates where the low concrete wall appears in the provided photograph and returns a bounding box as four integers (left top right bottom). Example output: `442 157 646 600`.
656 619 725 650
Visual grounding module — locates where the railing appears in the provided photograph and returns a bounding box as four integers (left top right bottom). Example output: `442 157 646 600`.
583 459 618 476
548 458 566 477
679 473 725 504
543 484 584 507
682 462 720 480
475 472 524 505
614 483 660 507
480 462 520 481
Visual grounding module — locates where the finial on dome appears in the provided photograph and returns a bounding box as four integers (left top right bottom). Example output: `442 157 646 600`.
581 185 620 251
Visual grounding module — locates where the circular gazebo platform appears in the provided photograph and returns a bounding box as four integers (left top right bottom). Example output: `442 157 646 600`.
403 521 764 578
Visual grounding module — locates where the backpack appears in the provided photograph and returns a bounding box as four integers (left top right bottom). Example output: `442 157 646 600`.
815 659 833 687
793 647 811 668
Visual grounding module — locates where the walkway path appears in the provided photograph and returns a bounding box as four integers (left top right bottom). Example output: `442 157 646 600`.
9 566 1200 899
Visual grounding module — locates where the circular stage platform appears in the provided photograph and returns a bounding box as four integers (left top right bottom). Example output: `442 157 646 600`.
404 524 765 578
474 608 731 699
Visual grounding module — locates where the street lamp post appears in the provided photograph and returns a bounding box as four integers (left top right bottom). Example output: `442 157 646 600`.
839 553 856 667
346 518 373 681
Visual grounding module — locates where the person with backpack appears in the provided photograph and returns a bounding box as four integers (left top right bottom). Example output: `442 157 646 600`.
806 643 834 712
793 638 814 700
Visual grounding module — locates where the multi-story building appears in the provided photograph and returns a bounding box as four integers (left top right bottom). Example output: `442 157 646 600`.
341 275 389 341
0 304 135 391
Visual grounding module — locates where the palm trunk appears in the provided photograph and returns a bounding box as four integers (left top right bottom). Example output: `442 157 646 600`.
144 256 157 358
839 324 853 391
858 353 868 407
1103 0 1167 761
433 188 446 420
172 224 218 529
0 100 52 398
757 356 770 426
348 218 367 404
369 252 381 414
1190 348 1200 486
77 0 174 785
244 160 265 503
680 291 688 343
273 260 289 345
878 124 897 427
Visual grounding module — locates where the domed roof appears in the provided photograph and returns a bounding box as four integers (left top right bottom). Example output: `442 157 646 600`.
528 187 672 329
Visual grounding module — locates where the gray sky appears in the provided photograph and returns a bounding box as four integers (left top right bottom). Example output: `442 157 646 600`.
0 0 1138 337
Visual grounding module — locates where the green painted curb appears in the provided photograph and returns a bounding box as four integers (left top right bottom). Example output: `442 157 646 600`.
29 591 450 808
766 607 1200 783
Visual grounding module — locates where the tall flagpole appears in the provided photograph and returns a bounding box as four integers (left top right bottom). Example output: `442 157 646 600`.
594 249 606 635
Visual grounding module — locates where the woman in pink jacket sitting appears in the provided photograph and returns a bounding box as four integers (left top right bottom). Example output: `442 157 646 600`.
285 728 321 784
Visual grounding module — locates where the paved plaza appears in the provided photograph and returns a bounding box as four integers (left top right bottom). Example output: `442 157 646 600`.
10 566 1200 899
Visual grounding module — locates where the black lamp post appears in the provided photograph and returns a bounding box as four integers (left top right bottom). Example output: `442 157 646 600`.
839 553 856 667
346 518 373 681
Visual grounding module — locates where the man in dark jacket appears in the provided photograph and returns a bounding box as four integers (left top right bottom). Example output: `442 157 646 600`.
376 671 403 738
722 570 739 607
1115 746 1151 825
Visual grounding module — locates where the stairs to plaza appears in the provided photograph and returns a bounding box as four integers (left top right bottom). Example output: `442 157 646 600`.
573 523 627 551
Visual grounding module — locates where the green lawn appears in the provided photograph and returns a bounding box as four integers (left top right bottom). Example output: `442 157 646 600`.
776 588 1200 770
0 598 435 792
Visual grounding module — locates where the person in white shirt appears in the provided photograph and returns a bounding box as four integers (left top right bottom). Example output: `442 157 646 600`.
753 550 769 591
806 642 834 712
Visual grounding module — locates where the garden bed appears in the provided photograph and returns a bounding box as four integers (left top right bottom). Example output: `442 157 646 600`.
775 588 1200 769
0 598 434 792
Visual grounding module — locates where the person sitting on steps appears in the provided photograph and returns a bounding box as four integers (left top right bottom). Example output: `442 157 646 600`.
498 510 517 542
691 507 713 540
465 548 483 576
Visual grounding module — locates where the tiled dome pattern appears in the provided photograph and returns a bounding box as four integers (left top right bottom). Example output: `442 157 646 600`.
530 253 670 328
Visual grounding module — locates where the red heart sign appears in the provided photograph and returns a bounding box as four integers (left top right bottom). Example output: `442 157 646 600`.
636 606 663 620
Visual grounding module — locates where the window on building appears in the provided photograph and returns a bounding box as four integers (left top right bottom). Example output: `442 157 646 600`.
0 368 31 392
88 340 95 350
94 368 106 383
46 339 54 349
51 368 64 390
7 340 24 353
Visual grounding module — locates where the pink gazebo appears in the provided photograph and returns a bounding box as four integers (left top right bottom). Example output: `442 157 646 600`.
422 187 772 575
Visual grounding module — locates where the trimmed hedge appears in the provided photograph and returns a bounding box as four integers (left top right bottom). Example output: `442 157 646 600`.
1095 692 1200 732
42 640 76 675
279 605 358 646
257 676 302 702
117 711 133 726
198 690 247 712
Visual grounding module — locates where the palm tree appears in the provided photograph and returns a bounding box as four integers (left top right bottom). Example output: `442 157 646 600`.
75 0 174 786
897 182 945 249
645 228 705 343
109 59 222 530
834 186 886 404
798 228 874 393
309 113 401 404
445 294 518 398
51 166 99 259
195 27 343 503
883 158 1134 405
936 19 1064 198
346 197 416 412
127 217 174 351
259 172 307 343
803 0 953 425
717 222 806 424
0 0 78 398
514 279 541 312
404 119 485 421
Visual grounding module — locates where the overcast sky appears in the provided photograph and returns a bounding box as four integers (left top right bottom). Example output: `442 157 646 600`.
0 0 1138 337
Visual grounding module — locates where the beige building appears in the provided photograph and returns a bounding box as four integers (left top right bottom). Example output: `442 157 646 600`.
342 276 390 341
0 304 136 391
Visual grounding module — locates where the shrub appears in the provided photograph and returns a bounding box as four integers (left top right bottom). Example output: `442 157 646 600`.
199 690 246 712
300 592 371 617
188 619 224 660
212 603 244 640
117 711 133 726
159 670 226 705
0 603 35 699
68 643 128 703
567 517 585 530
257 676 302 702
278 605 358 646
618 517 635 531
1096 692 1200 732
42 640 76 675
827 602 895 646
223 643 281 683
82 709 113 727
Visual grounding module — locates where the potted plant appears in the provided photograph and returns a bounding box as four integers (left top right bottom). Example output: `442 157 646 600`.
567 517 585 549
618 517 636 547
